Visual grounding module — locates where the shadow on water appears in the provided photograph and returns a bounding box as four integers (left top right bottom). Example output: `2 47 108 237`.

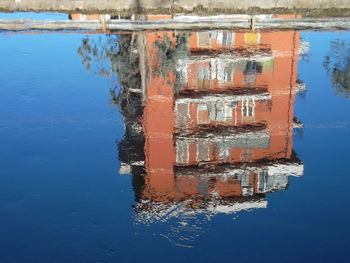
77 28 305 247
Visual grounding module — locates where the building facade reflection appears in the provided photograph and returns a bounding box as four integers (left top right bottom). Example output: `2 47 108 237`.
123 29 303 209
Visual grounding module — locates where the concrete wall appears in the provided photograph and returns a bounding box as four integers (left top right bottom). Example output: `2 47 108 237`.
1 0 350 14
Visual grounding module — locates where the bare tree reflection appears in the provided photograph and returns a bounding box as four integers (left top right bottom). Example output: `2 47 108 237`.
324 39 350 99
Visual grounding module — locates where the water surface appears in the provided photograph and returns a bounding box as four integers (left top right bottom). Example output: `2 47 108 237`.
0 29 349 262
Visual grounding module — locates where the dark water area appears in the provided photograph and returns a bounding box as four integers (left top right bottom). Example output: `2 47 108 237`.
0 28 350 263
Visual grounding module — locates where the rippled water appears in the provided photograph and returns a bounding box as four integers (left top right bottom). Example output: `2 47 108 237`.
0 28 349 262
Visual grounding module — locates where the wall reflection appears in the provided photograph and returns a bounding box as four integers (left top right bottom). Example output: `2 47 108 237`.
78 28 304 245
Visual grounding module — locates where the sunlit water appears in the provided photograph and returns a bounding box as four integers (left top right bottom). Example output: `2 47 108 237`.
0 28 349 262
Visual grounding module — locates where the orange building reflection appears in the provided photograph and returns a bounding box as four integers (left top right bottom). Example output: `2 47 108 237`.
118 29 304 225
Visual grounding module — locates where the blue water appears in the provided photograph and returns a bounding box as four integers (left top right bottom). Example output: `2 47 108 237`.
0 12 67 20
0 30 349 262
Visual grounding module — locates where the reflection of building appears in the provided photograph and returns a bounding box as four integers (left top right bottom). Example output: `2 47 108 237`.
69 14 112 21
116 29 303 245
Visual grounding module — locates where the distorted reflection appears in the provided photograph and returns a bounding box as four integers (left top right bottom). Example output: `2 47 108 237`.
323 39 350 99
78 29 304 246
